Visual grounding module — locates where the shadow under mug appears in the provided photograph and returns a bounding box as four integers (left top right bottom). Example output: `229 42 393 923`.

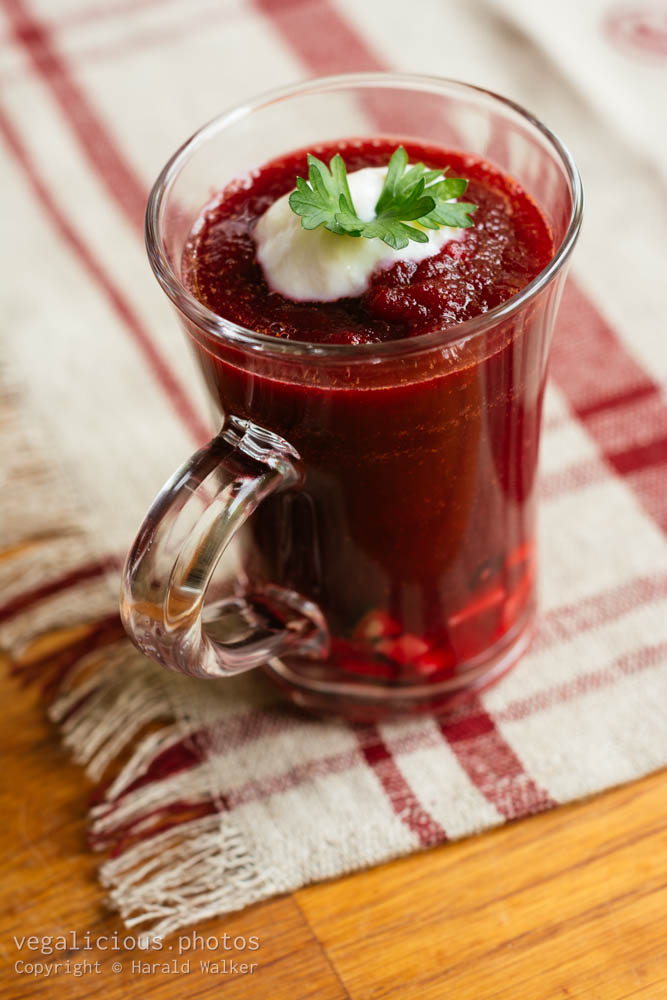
120 73 583 720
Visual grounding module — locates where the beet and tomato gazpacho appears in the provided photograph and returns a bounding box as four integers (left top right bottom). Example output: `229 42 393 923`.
182 138 554 692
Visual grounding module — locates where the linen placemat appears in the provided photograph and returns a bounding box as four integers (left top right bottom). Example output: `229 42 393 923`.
1 0 667 939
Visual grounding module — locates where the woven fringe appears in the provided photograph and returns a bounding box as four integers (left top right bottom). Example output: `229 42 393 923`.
100 815 271 940
49 641 175 778
44 636 268 938
1 364 266 939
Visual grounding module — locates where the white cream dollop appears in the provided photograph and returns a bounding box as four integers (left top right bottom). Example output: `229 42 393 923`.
253 165 462 302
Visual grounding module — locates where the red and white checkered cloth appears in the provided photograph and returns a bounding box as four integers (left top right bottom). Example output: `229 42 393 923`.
2 0 667 938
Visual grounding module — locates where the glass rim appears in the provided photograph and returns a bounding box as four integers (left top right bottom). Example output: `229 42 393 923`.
145 71 584 362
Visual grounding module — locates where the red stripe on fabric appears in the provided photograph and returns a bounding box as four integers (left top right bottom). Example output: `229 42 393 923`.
541 425 667 505
93 635 667 856
495 641 667 724
98 624 667 852
0 106 208 443
94 633 667 855
94 735 445 855
253 0 463 144
93 735 205 807
356 725 446 847
3 0 209 440
17 613 127 697
94 745 363 852
442 712 494 742
100 563 667 801
98 568 667 794
606 435 667 478
0 555 118 625
439 701 555 819
255 0 384 74
552 281 666 445
551 282 667 527
3 0 146 233
256 0 552 819
93 799 219 857
550 282 654 414
535 573 667 651
579 393 667 464
227 745 359 808
574 382 658 420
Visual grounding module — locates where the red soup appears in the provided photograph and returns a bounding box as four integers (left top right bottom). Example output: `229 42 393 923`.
181 139 554 700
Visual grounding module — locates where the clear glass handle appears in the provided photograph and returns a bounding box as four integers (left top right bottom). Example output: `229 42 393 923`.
120 416 328 678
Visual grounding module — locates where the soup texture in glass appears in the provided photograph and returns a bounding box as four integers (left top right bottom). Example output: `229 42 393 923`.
120 75 582 719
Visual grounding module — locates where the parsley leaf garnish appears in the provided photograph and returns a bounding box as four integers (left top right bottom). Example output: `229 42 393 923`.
288 146 477 251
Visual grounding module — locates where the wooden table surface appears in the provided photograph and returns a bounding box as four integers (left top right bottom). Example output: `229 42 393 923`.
2 628 667 1000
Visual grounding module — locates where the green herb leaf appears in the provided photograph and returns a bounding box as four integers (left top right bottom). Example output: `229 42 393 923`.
288 145 477 249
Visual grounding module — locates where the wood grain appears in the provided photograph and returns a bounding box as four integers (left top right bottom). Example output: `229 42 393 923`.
2 628 667 999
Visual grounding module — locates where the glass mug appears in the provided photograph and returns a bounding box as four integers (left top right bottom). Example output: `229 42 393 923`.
121 73 583 719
